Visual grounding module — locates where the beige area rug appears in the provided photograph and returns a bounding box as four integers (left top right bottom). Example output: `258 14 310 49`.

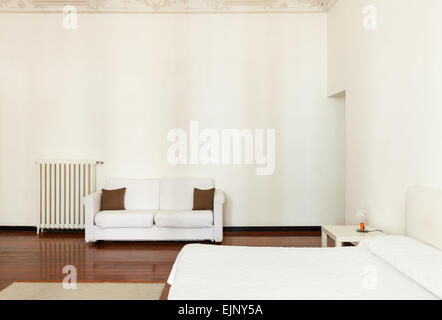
0 282 165 300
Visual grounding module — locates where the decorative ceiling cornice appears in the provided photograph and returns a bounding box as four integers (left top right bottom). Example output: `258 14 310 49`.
0 0 337 13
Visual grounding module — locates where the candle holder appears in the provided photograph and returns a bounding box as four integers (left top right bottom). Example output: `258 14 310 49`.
356 209 368 233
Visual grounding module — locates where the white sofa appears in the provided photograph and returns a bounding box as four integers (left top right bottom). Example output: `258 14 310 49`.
83 178 225 243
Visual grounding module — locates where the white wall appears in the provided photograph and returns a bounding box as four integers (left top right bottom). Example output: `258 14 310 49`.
327 0 348 96
0 13 344 227
328 0 442 233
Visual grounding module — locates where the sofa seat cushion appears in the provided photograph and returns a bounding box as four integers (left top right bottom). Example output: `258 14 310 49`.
95 210 155 229
154 210 213 228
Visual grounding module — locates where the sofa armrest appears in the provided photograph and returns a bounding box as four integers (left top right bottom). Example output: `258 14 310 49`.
214 189 225 204
213 189 225 242
83 191 101 243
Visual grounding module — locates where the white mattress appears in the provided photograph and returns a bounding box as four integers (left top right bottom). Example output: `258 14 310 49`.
168 236 441 300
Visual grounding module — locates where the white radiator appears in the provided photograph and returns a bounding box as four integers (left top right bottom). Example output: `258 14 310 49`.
36 160 102 233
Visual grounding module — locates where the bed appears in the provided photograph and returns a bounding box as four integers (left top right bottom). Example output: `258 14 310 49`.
167 187 442 300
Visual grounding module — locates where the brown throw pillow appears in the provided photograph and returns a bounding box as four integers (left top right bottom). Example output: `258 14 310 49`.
193 188 215 210
100 188 126 211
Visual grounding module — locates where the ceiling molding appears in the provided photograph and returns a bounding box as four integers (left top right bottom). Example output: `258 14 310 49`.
0 0 337 13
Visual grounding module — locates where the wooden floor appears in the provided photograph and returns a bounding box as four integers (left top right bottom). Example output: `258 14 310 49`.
0 230 322 298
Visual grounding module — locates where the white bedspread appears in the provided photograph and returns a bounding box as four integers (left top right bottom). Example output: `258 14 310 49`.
168 236 440 300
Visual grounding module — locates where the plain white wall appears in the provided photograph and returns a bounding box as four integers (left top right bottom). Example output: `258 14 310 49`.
327 0 348 96
0 13 345 227
328 0 442 234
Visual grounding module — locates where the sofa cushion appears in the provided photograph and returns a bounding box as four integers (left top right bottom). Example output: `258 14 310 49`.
106 179 160 210
159 179 214 210
154 210 213 228
95 210 155 229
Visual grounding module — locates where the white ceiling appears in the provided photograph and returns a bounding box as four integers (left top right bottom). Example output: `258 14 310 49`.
0 0 337 13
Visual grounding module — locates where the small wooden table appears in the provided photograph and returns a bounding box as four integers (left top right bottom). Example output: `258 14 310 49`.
321 225 384 248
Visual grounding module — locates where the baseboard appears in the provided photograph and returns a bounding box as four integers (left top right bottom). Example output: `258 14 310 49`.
40 229 85 233
0 226 84 233
224 226 320 232
0 226 37 231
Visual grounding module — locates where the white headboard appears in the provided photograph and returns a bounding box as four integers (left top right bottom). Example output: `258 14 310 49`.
406 186 442 250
